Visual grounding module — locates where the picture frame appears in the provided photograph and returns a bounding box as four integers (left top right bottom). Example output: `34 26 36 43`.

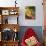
9 10 18 15
2 10 9 15
25 6 36 19
10 11 15 15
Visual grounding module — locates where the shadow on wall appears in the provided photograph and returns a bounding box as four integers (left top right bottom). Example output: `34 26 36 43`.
18 26 43 44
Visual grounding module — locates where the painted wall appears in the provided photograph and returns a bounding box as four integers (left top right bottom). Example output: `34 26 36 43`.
0 0 43 26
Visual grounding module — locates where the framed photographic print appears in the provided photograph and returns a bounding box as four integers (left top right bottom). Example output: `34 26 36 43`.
9 10 15 15
2 10 9 15
9 10 18 15
25 6 36 19
10 11 15 15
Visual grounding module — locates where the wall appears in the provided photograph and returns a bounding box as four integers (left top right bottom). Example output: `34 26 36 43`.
0 0 44 26
18 0 43 26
